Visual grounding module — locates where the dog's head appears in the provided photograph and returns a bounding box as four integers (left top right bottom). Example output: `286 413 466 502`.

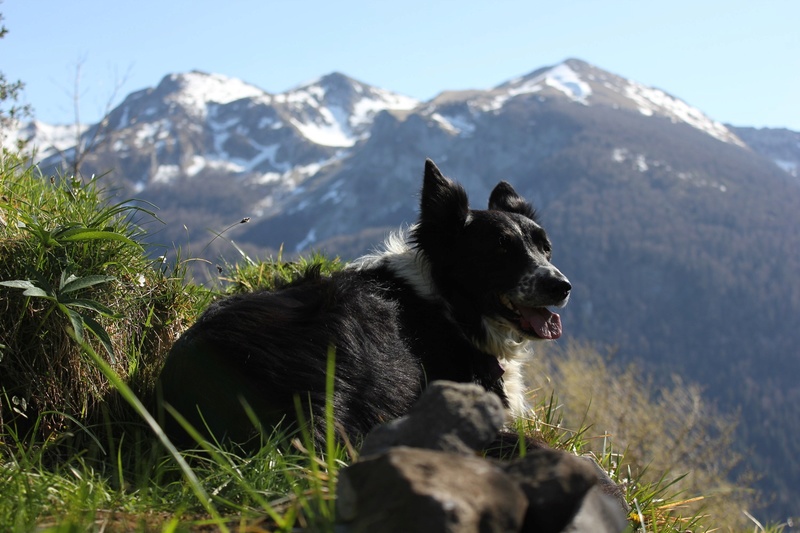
412 159 570 340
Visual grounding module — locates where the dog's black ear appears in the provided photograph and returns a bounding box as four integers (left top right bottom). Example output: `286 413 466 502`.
489 181 539 222
413 159 469 249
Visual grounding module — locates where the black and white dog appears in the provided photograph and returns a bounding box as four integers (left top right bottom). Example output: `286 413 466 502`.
156 159 571 445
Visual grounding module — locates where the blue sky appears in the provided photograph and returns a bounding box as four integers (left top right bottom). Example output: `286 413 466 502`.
3 0 799 129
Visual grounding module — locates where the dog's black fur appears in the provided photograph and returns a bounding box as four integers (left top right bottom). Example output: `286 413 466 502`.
156 160 571 445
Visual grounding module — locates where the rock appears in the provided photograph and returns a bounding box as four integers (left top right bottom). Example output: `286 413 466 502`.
500 448 599 532
483 428 548 459
578 455 631 514
359 380 506 457
562 486 630 533
337 380 630 532
337 446 527 533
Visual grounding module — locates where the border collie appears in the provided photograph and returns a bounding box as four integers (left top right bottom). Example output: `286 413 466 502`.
156 159 571 445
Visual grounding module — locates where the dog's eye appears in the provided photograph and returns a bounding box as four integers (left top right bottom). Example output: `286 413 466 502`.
496 236 511 254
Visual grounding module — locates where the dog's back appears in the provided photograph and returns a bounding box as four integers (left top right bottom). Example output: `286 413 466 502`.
157 268 424 444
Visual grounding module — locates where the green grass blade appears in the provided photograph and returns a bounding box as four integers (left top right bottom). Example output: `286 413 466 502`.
71 335 226 531
163 405 289 530
325 346 336 463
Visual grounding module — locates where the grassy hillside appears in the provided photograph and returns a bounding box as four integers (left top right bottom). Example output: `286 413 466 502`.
0 150 790 531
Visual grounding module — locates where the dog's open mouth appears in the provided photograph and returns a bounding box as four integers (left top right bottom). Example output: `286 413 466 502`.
500 295 563 340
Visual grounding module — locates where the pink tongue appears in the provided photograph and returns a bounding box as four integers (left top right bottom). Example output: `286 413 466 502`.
519 307 562 339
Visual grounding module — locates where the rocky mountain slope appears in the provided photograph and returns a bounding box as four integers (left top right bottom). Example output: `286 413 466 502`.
17 58 800 521
731 126 800 179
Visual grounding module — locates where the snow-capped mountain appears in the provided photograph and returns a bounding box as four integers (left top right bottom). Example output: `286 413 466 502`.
277 72 419 147
2 120 87 159
27 59 756 201
410 59 744 147
25 57 795 257
548 59 745 145
43 70 418 195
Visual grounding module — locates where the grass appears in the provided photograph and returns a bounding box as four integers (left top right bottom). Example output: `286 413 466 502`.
0 149 788 532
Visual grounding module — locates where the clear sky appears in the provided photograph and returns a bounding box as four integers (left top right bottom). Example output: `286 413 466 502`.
2 0 799 130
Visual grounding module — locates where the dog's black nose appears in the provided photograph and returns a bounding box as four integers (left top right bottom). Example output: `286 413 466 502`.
554 279 572 301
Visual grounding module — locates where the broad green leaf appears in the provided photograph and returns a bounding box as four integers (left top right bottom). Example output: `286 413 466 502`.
57 227 138 247
62 306 85 343
59 275 116 294
59 271 79 290
22 266 56 294
1 280 55 299
82 313 116 362
0 280 38 290
61 298 122 319
22 286 54 299
50 223 84 237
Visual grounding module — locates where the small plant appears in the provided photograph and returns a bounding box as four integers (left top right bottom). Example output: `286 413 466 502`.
0 152 189 441
0 269 120 359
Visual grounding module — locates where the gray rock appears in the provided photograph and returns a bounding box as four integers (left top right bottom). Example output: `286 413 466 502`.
500 448 599 533
359 380 506 457
337 446 527 533
562 486 630 533
339 380 630 532
578 455 631 514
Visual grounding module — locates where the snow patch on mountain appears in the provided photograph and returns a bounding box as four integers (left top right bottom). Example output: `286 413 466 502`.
245 142 284 172
289 111 356 147
622 81 743 147
279 76 418 147
134 120 169 147
775 159 798 177
430 112 476 136
613 148 650 172
295 228 317 251
167 71 267 117
524 63 591 103
612 147 728 192
152 164 180 184
352 88 418 125
2 120 87 160
499 62 592 106
493 59 743 147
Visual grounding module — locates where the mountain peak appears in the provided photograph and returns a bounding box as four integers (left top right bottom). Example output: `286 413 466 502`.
493 59 743 146
278 72 418 147
318 71 358 88
155 71 268 115
495 59 592 105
